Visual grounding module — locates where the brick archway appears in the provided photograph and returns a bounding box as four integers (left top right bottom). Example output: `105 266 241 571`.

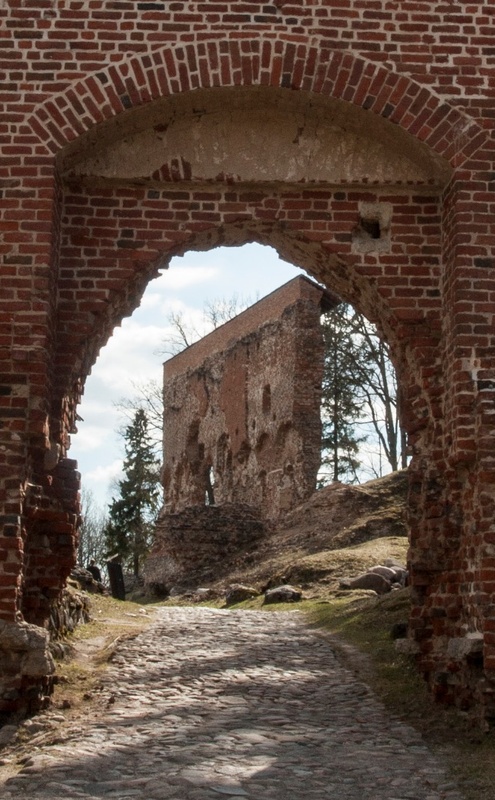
3 11 495 726
30 39 485 167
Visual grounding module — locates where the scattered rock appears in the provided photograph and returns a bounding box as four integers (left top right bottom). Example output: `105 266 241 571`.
368 565 399 583
340 573 391 595
0 619 55 679
263 585 302 604
395 638 420 655
225 584 259 606
49 584 92 642
0 725 18 749
69 566 104 594
340 560 408 596
193 587 218 601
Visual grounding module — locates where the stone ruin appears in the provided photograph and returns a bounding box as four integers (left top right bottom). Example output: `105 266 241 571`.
163 276 335 519
145 276 336 592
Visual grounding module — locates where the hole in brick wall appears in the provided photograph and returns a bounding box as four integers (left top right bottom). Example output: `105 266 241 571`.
359 217 381 239
351 203 391 253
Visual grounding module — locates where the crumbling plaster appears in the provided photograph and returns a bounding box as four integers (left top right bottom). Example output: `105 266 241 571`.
60 88 451 187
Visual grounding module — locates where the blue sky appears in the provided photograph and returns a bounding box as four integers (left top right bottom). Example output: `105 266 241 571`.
71 244 302 509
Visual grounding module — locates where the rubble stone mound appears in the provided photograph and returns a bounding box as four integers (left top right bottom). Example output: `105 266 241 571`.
144 504 269 593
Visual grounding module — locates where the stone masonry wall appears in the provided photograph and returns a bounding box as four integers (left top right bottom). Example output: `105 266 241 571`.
2 1 495 724
163 277 329 520
145 504 269 593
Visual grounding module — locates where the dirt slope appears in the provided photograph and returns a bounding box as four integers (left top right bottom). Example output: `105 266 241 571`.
204 470 409 596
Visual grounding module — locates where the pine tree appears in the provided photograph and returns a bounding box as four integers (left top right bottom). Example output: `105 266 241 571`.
105 409 161 576
320 304 368 484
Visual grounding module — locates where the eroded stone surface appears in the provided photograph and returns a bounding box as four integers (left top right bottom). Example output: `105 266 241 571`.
1 607 464 800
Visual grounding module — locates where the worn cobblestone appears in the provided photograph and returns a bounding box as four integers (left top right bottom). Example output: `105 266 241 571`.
3 607 464 799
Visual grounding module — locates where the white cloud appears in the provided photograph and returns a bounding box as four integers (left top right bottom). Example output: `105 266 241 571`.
92 321 167 394
86 459 123 484
158 264 219 290
139 292 162 310
72 424 111 453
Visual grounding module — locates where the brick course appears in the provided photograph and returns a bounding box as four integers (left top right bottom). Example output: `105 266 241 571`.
1 1 495 724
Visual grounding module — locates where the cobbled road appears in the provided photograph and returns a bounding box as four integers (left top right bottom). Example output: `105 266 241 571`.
3 607 464 800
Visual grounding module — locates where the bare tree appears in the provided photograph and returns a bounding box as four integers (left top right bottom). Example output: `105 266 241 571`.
320 304 407 484
116 294 258 453
160 293 258 356
78 488 108 569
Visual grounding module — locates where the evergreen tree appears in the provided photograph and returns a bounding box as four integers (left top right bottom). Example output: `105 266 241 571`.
105 409 161 576
320 305 368 484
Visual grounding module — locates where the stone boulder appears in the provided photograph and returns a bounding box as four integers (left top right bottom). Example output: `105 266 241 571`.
193 587 218 601
0 619 55 716
339 573 391 595
70 565 103 594
263 585 302 604
382 559 408 585
225 584 259 606
367 565 402 584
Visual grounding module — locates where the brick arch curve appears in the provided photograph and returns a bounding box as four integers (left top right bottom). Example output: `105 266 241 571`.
32 38 486 166
54 212 439 461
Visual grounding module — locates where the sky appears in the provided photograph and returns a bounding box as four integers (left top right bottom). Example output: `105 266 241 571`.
70 244 302 510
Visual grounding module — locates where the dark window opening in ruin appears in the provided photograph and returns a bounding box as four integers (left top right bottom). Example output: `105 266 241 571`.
256 432 270 453
262 384 272 413
186 420 201 462
237 441 251 464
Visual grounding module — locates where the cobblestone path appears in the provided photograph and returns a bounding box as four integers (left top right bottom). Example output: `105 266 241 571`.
3 607 464 800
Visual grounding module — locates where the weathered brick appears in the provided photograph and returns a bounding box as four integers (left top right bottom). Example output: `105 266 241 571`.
1 0 495 725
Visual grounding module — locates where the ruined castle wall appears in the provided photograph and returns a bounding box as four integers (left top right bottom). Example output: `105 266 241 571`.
163 278 327 520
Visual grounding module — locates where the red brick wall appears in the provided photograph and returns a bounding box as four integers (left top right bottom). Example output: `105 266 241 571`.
164 276 337 379
1 1 495 722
